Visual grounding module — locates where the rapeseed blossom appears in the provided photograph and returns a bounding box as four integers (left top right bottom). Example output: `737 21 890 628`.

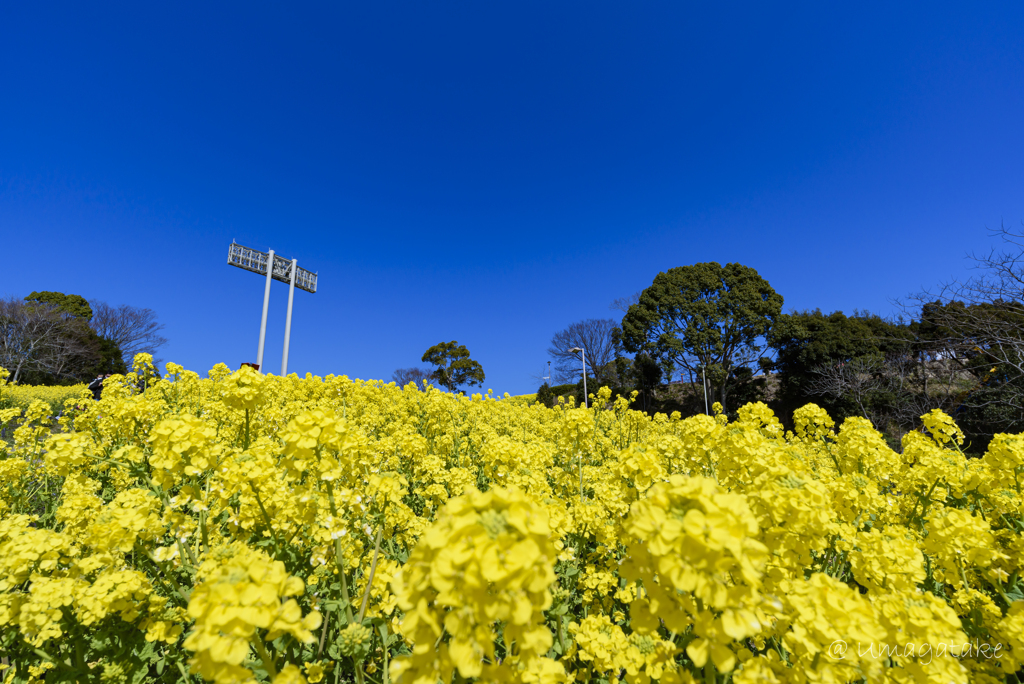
0 357 1022 683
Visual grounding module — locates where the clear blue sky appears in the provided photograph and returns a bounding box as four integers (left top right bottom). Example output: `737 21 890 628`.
2 2 1022 394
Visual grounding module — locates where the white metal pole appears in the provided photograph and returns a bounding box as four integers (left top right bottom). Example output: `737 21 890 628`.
581 349 588 408
256 249 274 370
702 365 709 415
281 259 297 376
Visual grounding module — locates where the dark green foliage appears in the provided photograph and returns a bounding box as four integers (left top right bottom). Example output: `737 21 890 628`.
620 353 662 413
534 382 579 407
725 367 768 413
86 334 129 377
764 309 914 423
535 382 552 407
421 341 485 393
761 307 1024 451
620 262 783 411
25 291 94 320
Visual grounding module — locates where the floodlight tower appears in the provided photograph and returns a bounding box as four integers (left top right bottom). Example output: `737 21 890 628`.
227 243 318 375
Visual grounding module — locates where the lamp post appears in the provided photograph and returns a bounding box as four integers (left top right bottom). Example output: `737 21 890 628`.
569 347 587 408
227 243 318 375
701 365 709 415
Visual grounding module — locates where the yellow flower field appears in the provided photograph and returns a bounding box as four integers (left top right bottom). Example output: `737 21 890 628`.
0 383 90 414
0 357 1022 684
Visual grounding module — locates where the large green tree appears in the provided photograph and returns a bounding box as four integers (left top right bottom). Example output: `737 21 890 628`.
25 291 94 320
620 262 783 410
421 341 485 393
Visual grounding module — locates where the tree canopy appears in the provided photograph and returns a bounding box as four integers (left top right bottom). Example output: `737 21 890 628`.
25 291 94 321
620 262 782 409
421 341 485 393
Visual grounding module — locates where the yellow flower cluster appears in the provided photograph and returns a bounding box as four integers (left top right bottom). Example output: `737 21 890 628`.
0 360 1022 684
185 544 321 684
391 486 560 683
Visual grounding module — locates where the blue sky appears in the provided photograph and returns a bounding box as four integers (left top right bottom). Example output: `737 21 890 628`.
2 2 1022 394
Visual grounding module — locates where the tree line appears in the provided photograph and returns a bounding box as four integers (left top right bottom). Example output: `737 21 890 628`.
539 224 1024 451
0 291 167 385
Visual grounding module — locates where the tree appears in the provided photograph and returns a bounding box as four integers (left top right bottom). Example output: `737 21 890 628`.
421 341 485 393
625 352 662 413
0 296 117 384
609 292 641 314
25 291 93 321
548 319 620 385
765 310 913 419
620 262 783 410
908 224 1024 409
764 309 988 445
392 367 433 387
88 300 168 365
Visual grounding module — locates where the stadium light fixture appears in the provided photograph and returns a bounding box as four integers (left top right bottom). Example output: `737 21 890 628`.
227 242 318 375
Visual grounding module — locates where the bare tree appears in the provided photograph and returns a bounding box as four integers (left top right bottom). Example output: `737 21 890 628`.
0 297 98 383
808 356 888 425
908 222 1024 411
392 367 433 387
88 301 168 365
548 319 620 385
809 351 974 443
610 292 641 314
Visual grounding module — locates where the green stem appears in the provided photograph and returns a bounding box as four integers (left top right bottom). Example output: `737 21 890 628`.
958 559 971 590
380 623 391 684
252 633 278 680
250 484 282 548
355 658 366 684
914 478 943 529
175 537 199 572
335 538 355 624
358 528 384 622
31 648 73 672
316 610 330 658
146 552 192 602
325 482 355 624
199 510 208 557
827 448 843 477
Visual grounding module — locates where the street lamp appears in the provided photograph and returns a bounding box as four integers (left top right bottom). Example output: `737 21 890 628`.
569 347 587 408
227 243 318 375
701 365 709 415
